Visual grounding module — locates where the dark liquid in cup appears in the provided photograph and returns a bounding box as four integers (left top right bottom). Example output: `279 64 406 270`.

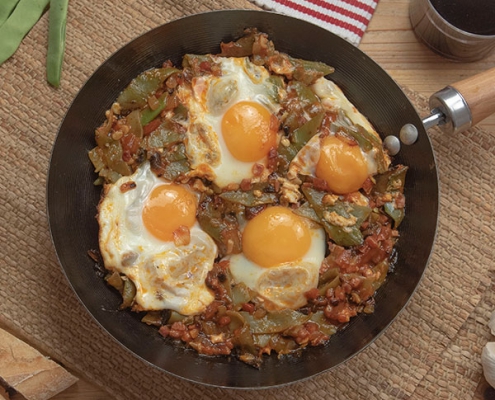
430 0 495 35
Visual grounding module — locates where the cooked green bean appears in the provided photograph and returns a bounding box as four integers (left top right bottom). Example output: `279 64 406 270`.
46 0 69 87
384 202 405 228
290 113 324 150
0 0 20 28
231 283 255 307
196 195 242 257
143 123 182 149
293 202 320 224
0 0 50 65
301 186 371 247
141 311 163 327
289 56 335 85
219 190 277 207
277 113 324 172
310 311 338 335
240 310 311 334
371 260 389 290
105 271 124 292
333 122 374 152
116 67 178 111
219 33 256 57
140 92 168 126
120 277 136 309
318 277 341 296
374 164 408 194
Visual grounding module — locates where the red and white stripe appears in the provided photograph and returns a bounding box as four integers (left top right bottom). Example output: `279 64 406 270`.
251 0 379 45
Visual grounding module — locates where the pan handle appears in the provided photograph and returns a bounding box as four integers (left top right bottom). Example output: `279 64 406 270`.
423 67 495 134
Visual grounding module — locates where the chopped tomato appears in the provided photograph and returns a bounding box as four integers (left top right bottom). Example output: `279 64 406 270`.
120 133 140 162
143 118 161 136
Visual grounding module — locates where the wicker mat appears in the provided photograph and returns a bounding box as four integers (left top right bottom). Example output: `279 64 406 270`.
1 1 495 399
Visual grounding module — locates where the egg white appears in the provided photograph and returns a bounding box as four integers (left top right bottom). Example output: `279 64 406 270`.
178 56 281 188
228 218 326 311
98 162 217 316
311 77 381 140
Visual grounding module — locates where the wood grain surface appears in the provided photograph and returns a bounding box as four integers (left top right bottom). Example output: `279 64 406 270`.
360 0 495 132
7 0 494 398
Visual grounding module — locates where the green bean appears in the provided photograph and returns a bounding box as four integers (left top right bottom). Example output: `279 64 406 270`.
140 92 168 126
182 54 214 69
219 33 256 57
240 310 310 334
117 67 178 111
310 311 337 336
105 271 124 293
219 190 277 207
148 144 189 181
168 311 187 324
319 267 340 286
160 159 189 181
231 283 255 307
120 277 136 309
332 122 373 152
266 75 284 103
277 113 324 172
143 123 182 149
292 202 320 224
0 0 20 28
232 323 259 367
384 202 405 228
46 0 69 88
318 274 340 296
100 141 133 177
0 0 50 65
371 260 389 290
301 186 371 247
196 195 242 257
291 112 324 150
126 109 143 139
373 164 408 194
289 56 335 84
141 311 163 327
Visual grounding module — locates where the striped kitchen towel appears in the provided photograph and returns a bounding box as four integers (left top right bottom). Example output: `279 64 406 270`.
251 0 379 45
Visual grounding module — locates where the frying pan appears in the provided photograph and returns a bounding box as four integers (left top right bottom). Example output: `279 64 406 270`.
46 9 492 388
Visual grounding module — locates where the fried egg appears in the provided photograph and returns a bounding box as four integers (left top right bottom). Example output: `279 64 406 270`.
288 77 389 194
98 162 217 316
289 133 377 194
228 206 325 311
178 56 281 187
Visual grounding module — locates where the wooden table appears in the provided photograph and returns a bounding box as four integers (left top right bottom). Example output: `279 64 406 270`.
361 0 495 133
9 0 494 398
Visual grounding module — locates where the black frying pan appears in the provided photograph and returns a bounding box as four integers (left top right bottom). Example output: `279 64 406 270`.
47 10 439 388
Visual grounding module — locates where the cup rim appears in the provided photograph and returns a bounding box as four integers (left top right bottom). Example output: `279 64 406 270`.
426 0 495 39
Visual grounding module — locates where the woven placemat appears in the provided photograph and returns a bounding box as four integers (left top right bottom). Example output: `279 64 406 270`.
1 1 495 399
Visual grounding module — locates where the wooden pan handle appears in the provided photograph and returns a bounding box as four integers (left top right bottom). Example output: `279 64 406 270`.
451 67 495 127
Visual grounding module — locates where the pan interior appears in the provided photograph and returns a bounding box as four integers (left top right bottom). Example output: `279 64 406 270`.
47 10 438 388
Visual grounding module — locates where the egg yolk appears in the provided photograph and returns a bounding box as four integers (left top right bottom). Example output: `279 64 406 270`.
221 101 278 162
242 206 311 268
142 184 197 242
315 135 369 194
